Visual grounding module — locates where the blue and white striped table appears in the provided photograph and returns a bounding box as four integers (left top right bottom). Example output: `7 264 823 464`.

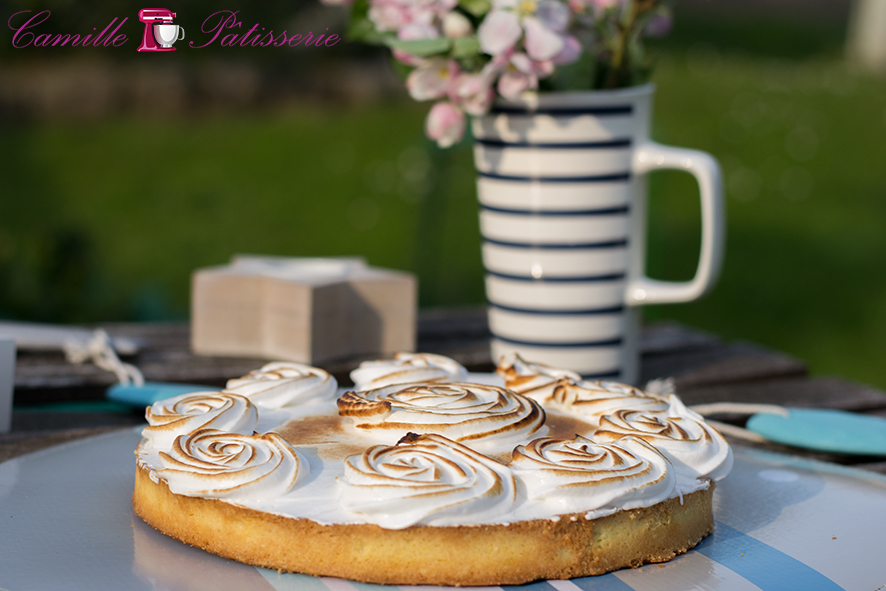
1 422 883 590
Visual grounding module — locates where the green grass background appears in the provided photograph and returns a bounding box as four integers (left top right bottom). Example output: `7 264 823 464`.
2 11 885 388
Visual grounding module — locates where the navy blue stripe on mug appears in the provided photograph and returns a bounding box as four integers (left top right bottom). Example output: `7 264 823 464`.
475 138 632 149
477 171 631 183
489 105 633 116
480 204 629 216
489 303 625 315
483 237 628 249
492 334 623 348
486 270 625 283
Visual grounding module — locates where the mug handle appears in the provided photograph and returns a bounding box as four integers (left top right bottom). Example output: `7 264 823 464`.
178 27 186 41
625 141 725 305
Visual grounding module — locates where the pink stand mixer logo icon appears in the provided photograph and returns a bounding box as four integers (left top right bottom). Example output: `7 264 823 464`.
137 8 184 52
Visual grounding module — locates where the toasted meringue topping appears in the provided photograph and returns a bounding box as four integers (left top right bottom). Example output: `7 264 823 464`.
349 353 467 391
496 353 582 403
135 355 731 529
548 380 669 422
593 395 733 481
143 392 258 450
511 435 675 512
225 362 337 409
156 428 308 499
337 382 546 451
337 433 516 528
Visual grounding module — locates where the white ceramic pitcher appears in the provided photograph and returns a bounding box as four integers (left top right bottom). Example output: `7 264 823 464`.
472 84 725 384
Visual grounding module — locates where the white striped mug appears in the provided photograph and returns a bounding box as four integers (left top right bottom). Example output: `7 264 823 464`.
472 84 725 384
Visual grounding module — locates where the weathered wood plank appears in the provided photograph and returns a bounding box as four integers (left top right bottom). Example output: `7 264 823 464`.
678 376 886 413
640 322 721 354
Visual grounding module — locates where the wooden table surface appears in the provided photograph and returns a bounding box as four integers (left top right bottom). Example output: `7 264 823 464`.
4 308 886 474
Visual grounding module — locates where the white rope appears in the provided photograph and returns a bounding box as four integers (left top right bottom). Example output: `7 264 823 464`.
704 419 771 443
688 404 791 444
690 402 790 418
63 329 144 387
646 378 789 444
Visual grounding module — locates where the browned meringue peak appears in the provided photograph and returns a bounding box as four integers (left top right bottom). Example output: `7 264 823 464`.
349 352 468 391
495 353 582 403
156 428 308 500
592 396 733 481
337 432 516 529
337 382 546 452
511 435 676 512
143 391 258 450
225 361 337 409
548 380 669 423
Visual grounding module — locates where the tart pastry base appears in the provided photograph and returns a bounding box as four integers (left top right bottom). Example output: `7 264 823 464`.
133 465 714 586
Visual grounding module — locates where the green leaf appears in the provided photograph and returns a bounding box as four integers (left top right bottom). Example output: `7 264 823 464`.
347 0 368 35
459 0 491 17
388 55 413 81
347 0 386 43
384 37 452 56
349 19 387 43
452 36 481 58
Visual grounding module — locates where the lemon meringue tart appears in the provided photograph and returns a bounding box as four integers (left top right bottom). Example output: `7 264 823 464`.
132 356 731 586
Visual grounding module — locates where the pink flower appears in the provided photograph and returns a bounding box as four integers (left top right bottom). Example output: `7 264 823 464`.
407 58 460 101
644 11 672 37
398 21 440 40
478 0 572 62
451 73 495 115
477 9 523 56
567 0 592 14
393 49 425 66
568 0 622 18
552 34 581 65
494 52 554 100
425 101 466 147
442 11 473 37
368 0 457 35
368 0 410 31
590 0 622 10
407 56 498 116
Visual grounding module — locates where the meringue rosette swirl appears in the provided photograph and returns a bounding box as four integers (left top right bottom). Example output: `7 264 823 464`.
225 362 337 409
349 352 467 391
156 428 308 500
143 391 258 450
593 396 733 481
337 433 516 528
337 382 546 451
549 380 669 423
511 435 675 512
496 353 582 403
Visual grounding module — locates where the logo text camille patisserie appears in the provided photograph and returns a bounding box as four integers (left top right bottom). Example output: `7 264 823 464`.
6 9 340 50
8 11 129 48
189 11 340 49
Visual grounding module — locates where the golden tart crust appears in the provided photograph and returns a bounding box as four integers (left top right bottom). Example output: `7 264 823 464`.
133 464 714 586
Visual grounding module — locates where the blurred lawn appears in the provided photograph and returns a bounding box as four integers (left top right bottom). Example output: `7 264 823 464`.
647 51 886 390
2 43 886 388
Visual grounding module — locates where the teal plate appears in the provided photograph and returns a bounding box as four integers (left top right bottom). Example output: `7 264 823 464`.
107 381 212 407
747 408 886 456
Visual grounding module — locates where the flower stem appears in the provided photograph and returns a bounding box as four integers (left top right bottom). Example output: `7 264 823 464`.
603 0 660 88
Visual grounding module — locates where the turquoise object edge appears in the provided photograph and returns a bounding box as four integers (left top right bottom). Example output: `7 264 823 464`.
106 381 213 407
746 408 886 456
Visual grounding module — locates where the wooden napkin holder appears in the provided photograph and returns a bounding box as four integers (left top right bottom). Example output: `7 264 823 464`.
191 256 416 364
